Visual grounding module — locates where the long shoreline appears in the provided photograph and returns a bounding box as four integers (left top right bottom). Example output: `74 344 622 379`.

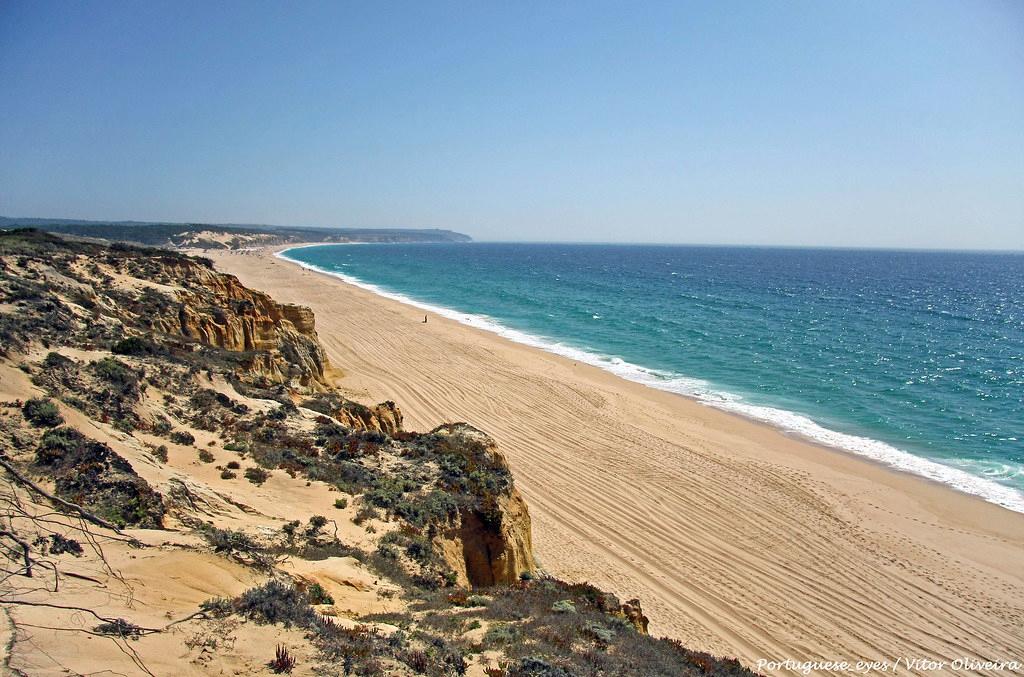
210 245 1024 674
275 243 1024 515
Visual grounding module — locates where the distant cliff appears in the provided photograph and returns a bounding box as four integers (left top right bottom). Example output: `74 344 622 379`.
0 216 472 249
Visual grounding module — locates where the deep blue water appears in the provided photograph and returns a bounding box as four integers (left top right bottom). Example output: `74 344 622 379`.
282 243 1024 511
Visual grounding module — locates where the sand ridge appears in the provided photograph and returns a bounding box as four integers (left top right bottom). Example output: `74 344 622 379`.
208 247 1024 675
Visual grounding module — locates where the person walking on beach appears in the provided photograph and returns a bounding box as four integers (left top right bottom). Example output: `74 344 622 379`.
423 314 428 323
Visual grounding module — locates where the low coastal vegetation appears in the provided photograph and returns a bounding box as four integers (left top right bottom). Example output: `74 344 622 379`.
0 229 755 675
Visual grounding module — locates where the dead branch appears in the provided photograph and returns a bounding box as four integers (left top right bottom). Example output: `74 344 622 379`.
13 622 155 677
0 600 160 633
0 529 32 577
0 458 121 533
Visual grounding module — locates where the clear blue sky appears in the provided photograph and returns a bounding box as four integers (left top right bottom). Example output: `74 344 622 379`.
1 1 1021 248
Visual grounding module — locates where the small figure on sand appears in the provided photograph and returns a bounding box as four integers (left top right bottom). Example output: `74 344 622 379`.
423 314 428 323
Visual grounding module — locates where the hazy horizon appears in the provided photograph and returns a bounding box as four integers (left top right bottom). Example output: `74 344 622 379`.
2 1 1022 250
4 214 1024 253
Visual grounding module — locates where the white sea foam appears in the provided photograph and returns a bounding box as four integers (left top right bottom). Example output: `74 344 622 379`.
278 247 1024 514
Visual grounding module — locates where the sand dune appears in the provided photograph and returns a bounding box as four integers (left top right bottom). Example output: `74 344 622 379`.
210 248 1024 675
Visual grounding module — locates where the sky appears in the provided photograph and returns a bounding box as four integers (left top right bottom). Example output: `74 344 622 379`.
1 1 1022 249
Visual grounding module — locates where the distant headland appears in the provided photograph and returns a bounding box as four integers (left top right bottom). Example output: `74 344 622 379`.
0 216 472 249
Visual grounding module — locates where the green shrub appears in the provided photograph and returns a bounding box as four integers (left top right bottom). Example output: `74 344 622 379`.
306 582 334 605
333 497 348 509
305 515 329 538
551 600 577 614
364 476 418 510
91 357 140 396
22 398 63 427
352 503 378 525
111 336 155 356
506 657 573 677
199 597 234 617
245 467 270 485
153 445 169 463
151 416 173 435
42 352 73 369
483 623 518 646
583 620 616 644
235 580 316 628
379 531 436 567
392 490 459 529
170 430 195 445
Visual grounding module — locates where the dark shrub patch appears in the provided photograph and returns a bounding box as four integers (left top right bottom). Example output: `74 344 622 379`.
203 527 259 556
91 357 140 397
305 515 329 539
245 467 270 485
112 335 156 356
93 619 144 640
306 582 334 605
169 430 195 445
506 657 574 677
42 351 74 369
392 490 459 529
235 580 316 628
151 415 173 435
35 427 164 528
34 533 84 557
22 398 63 427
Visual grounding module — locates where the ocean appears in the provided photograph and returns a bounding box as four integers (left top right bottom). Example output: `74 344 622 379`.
281 242 1024 512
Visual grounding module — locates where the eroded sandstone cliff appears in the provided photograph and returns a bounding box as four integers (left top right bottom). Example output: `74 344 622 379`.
150 261 328 389
301 392 404 435
429 424 534 587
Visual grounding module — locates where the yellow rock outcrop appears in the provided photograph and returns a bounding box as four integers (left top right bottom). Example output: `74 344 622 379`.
430 424 534 587
146 260 328 389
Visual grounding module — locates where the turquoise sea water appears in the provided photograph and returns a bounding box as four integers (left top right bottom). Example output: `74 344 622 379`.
282 243 1024 512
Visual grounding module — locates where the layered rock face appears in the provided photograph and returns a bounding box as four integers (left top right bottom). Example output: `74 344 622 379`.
451 486 533 587
300 393 404 435
148 260 328 389
430 424 535 587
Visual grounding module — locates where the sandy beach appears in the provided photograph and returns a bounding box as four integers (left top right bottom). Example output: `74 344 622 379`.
209 246 1024 674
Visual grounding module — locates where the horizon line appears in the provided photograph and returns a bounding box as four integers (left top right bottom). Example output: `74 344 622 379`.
3 214 1021 254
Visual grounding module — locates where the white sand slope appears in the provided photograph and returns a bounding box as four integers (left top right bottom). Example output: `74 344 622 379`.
209 248 1024 675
